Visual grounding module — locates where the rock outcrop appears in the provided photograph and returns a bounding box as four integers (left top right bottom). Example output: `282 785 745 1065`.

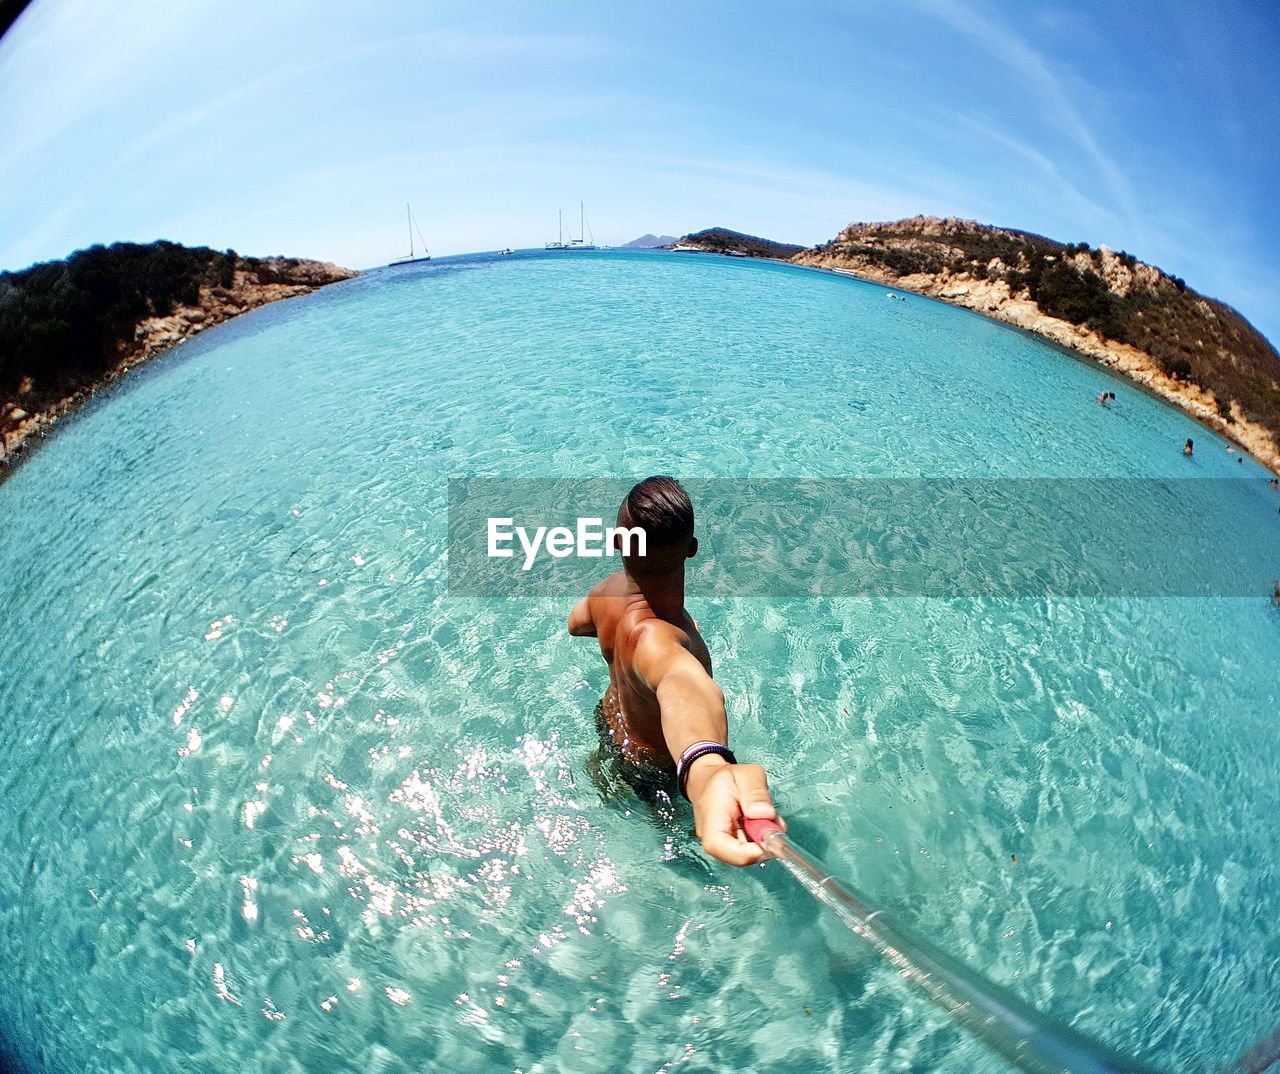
124 260 353 362
1 251 356 471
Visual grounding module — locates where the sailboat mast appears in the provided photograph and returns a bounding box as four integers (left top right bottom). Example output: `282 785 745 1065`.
580 201 584 243
406 203 413 258
559 209 563 245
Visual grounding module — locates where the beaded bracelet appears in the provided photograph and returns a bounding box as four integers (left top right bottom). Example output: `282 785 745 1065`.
676 741 737 801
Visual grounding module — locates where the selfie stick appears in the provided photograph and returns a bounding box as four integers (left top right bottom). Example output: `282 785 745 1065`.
743 817 1161 1074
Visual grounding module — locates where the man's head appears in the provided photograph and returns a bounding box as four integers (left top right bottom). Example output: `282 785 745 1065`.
615 475 696 576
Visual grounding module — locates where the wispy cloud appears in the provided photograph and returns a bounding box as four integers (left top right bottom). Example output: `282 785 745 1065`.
949 114 1116 229
917 0 1143 240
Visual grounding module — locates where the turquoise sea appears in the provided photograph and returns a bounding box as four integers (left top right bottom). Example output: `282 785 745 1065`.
0 250 1277 1073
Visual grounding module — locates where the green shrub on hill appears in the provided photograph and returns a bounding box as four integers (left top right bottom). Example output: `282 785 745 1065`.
1025 260 1122 338
679 228 805 259
0 241 237 410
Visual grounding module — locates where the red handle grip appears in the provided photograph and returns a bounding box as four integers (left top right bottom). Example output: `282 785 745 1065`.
743 816 785 845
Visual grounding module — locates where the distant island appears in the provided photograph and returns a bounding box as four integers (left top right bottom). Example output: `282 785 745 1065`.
0 241 356 471
672 227 806 260
679 215 1280 472
619 234 678 249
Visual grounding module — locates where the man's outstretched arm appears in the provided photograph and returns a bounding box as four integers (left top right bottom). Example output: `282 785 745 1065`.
637 628 783 866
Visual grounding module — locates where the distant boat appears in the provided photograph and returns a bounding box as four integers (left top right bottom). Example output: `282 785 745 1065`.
545 210 567 250
564 201 596 251
500 248 514 256
389 203 431 265
547 203 596 251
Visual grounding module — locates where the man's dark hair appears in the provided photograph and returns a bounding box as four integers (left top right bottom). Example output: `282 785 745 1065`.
619 475 694 547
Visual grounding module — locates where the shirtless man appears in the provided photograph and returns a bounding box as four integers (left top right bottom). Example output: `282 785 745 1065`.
567 476 783 866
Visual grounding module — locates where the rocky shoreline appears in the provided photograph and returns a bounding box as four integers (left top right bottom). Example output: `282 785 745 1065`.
8 225 1278 480
678 214 1279 476
1 256 356 475
792 251 1280 475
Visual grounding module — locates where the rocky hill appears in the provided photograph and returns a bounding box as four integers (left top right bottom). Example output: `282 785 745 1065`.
674 227 806 260
793 216 1280 469
0 241 356 470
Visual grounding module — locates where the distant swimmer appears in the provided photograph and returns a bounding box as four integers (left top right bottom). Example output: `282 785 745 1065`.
1098 392 1109 406
1184 438 1194 457
1109 392 1116 401
1270 478 1278 490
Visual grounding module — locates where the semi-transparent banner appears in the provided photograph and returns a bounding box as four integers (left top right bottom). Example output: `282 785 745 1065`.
447 478 1280 598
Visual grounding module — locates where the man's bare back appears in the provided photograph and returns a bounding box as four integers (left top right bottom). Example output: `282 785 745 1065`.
567 476 782 866
570 568 713 766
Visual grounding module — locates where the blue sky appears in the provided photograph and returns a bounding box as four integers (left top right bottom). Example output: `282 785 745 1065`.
1 0 1277 343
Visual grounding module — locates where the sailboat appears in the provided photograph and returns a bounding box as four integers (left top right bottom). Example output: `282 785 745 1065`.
546 203 596 251
564 201 596 250
389 203 431 265
545 209 567 250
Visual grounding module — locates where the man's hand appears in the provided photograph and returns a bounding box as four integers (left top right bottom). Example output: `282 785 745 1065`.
686 758 784 866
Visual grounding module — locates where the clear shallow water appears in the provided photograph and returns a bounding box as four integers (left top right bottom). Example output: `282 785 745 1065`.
0 250 1277 1073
